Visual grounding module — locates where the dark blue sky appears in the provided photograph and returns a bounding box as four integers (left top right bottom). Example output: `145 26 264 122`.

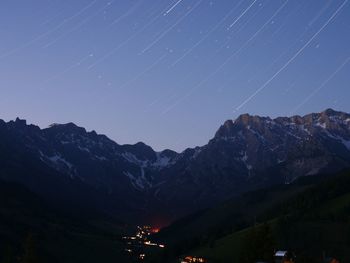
0 0 349 151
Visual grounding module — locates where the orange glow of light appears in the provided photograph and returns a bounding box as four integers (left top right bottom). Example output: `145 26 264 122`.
182 256 207 263
151 228 160 233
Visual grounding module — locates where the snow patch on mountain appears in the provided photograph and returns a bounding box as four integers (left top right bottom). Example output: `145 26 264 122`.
122 152 146 166
315 122 326 129
153 152 173 168
247 126 266 142
95 155 108 161
241 151 252 170
124 171 143 189
122 151 175 170
337 136 350 150
123 169 152 190
48 154 73 169
78 146 91 153
39 152 76 178
191 147 202 159
343 139 350 150
298 125 311 136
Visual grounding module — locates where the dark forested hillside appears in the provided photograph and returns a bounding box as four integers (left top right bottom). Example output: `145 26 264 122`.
0 179 129 263
150 170 350 263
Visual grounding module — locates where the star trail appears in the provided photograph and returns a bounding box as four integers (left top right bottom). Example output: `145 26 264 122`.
0 0 349 151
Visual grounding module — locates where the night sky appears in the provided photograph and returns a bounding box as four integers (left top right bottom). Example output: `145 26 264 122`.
0 0 349 151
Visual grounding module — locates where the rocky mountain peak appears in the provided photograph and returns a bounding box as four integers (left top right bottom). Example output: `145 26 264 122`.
7 117 28 128
322 108 341 116
214 113 272 139
47 122 87 135
15 117 27 125
121 142 157 161
214 119 235 138
6 118 41 134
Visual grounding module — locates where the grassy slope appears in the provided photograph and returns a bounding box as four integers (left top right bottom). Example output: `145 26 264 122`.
152 171 350 263
157 183 309 243
190 172 350 263
192 227 249 263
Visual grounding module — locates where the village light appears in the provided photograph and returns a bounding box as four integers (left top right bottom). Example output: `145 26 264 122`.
181 256 208 263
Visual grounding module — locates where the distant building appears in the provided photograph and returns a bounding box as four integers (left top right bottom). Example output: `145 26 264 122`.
324 257 340 263
275 251 295 263
180 256 207 263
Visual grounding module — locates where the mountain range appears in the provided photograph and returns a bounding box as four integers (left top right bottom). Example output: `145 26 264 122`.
1 108 349 223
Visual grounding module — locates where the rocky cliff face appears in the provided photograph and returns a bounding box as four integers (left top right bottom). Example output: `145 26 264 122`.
150 109 350 215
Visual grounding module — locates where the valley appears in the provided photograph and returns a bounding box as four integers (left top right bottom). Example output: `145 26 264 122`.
2 1 350 261
0 109 350 262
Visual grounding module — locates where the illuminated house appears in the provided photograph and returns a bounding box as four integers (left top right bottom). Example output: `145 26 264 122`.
274 251 295 263
180 256 207 263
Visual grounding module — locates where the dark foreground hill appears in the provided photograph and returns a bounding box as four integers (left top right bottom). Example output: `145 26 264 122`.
150 170 350 263
0 179 129 263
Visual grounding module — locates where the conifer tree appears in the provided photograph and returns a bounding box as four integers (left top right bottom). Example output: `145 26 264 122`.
1 245 15 263
22 233 38 263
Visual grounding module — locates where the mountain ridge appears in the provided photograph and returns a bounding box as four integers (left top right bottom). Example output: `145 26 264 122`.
0 108 349 223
